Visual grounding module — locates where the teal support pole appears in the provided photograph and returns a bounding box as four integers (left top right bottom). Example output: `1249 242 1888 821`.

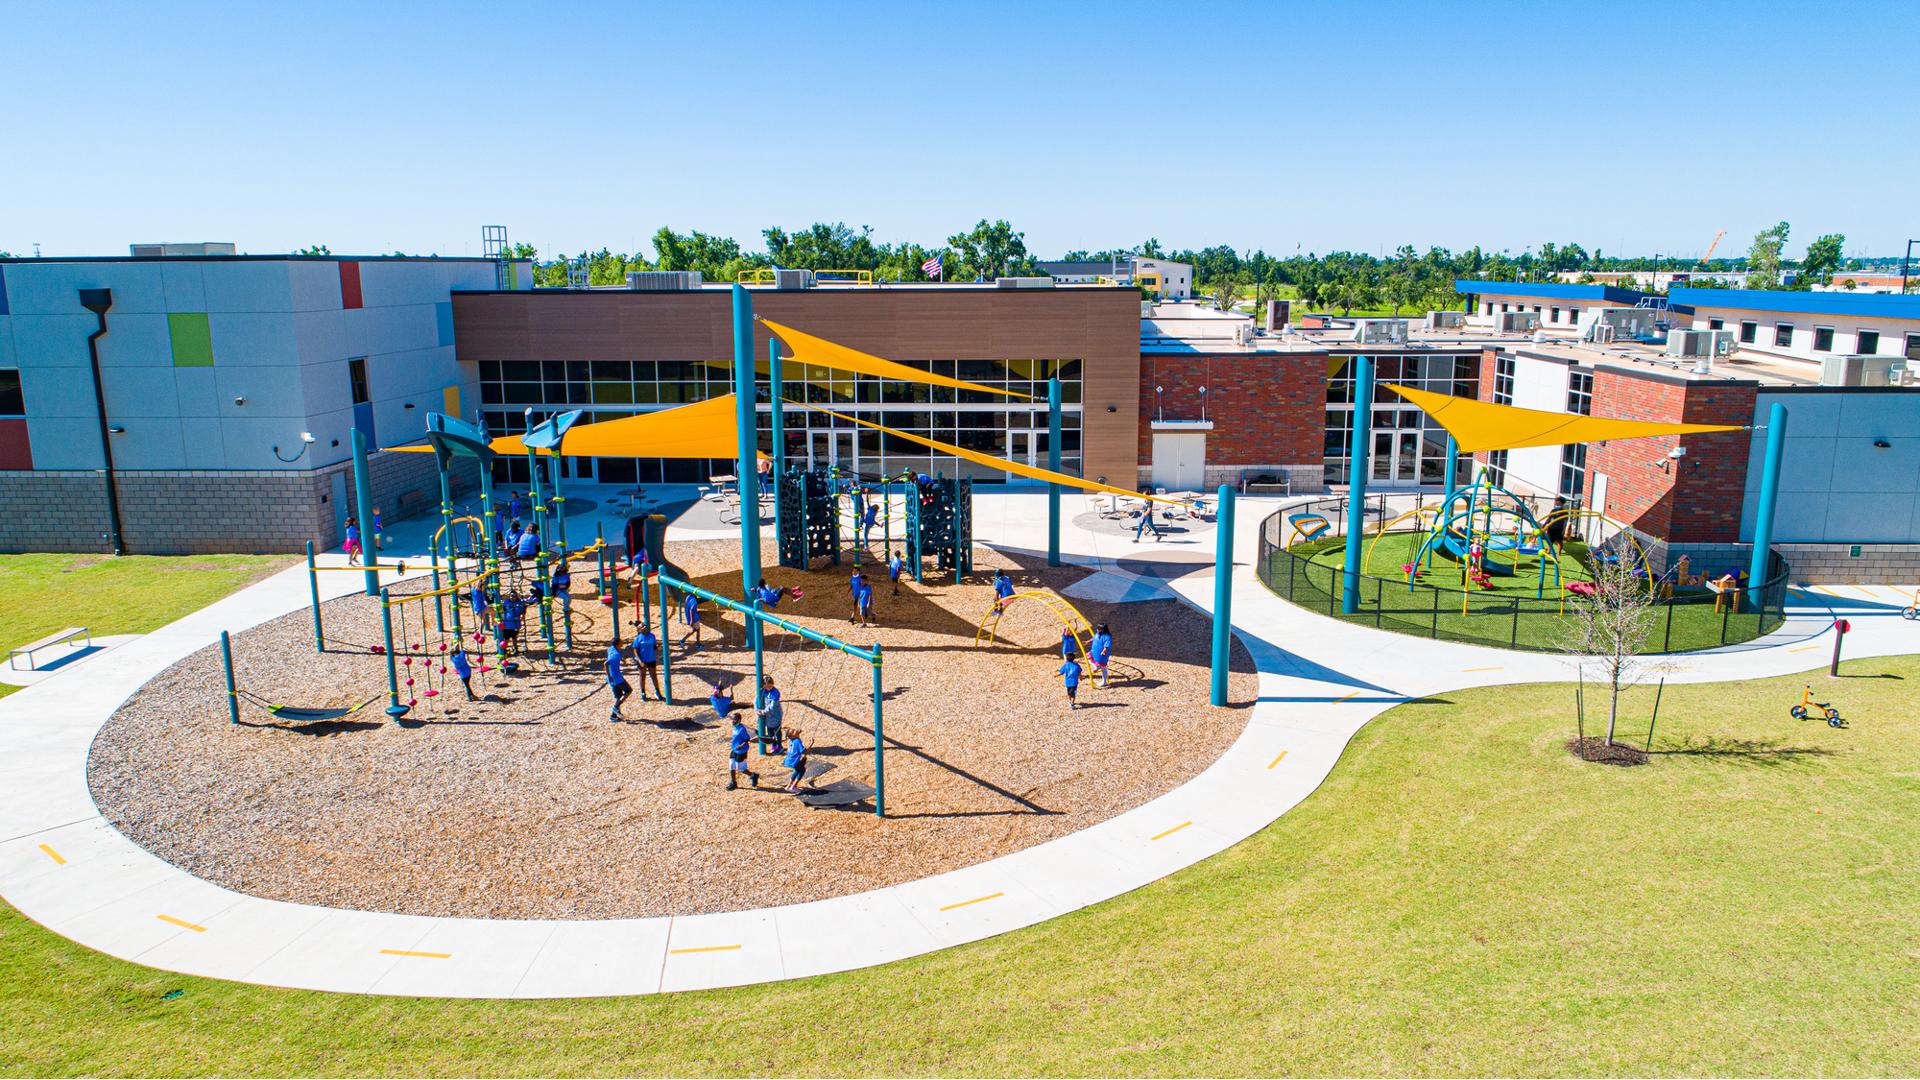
305 541 324 653
657 562 672 703
379 588 408 721
752 599 770 755
221 630 240 725
447 524 464 645
732 285 762 599
637 558 649 635
525 414 546 553
1210 486 1235 706
1047 375 1062 567
351 428 379 597
536 551 555 656
1746 402 1788 613
430 545 444 633
871 642 886 818
770 337 786 556
1443 433 1459 501
1342 355 1375 614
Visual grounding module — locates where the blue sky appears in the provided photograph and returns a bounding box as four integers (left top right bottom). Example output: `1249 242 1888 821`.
5 0 1917 261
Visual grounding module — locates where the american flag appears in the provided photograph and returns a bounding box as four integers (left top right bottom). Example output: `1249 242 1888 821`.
921 254 943 279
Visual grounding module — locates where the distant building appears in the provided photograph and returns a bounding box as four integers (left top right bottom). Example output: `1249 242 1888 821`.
1038 257 1192 299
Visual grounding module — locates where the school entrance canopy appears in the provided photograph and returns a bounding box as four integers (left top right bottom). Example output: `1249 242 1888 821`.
1382 382 1745 453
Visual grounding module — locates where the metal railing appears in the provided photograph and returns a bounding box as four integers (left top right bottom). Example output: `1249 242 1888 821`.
1255 497 1790 654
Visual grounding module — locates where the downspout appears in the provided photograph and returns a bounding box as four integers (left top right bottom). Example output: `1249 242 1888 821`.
78 288 125 555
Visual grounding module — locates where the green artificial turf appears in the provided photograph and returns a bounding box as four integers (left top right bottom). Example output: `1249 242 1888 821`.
3 656 1915 1076
1272 533 1779 653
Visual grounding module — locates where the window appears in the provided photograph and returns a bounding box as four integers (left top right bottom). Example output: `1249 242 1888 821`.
1907 333 1920 360
1774 324 1794 348
1708 317 1724 330
1565 369 1594 415
1855 329 1880 355
1533 305 1542 314
1493 355 1515 405
1484 303 1493 316
1550 306 1560 323
1812 327 1835 352
0 369 22 416
1740 320 1758 344
1557 370 1593 501
1486 449 1510 485
1501 303 1510 313
348 358 370 405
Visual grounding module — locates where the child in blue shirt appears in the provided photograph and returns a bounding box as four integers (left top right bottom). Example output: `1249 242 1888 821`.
551 560 572 618
863 501 878 543
848 569 865 625
605 642 632 722
1062 629 1081 660
726 717 759 790
992 568 1015 611
451 646 475 700
682 591 703 647
856 578 875 626
708 680 735 721
469 581 492 632
1089 623 1114 689
634 628 663 700
497 595 525 653
515 523 541 560
782 727 809 792
1059 656 1083 710
343 517 361 566
370 507 384 552
757 676 785 753
887 550 904 595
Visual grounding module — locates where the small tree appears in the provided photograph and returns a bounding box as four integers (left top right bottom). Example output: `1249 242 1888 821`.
1558 552 1668 747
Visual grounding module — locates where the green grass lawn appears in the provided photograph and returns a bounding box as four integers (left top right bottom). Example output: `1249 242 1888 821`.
1277 533 1778 653
0 553 295 699
5 653 1916 1076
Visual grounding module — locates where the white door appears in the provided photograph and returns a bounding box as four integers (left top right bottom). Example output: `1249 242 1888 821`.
809 430 855 472
1150 432 1205 491
1009 430 1044 468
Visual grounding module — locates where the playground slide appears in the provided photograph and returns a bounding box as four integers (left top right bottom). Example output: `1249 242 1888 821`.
1436 532 1515 575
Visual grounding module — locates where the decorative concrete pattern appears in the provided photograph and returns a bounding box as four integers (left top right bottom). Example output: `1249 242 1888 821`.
1 489 1914 998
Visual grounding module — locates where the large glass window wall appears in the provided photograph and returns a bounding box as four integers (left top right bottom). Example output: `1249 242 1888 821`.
1322 352 1479 488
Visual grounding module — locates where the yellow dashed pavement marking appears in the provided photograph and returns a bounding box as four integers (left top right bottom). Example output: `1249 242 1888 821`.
1334 691 1360 702
1267 750 1289 769
938 892 1004 912
156 914 206 933
1151 821 1193 842
1462 665 1503 673
379 948 451 959
668 943 743 955
1790 645 1822 653
38 844 65 865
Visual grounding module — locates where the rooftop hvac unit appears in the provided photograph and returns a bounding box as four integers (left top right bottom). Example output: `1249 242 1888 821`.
1352 318 1409 345
1587 306 1660 343
625 270 704 291
1498 311 1541 333
773 268 814 290
1233 322 1254 346
131 242 237 257
995 276 1055 288
1426 309 1466 330
1820 354 1902 387
1666 329 1737 360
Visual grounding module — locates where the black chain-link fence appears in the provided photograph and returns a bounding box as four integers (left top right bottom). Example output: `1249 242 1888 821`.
1256 497 1789 654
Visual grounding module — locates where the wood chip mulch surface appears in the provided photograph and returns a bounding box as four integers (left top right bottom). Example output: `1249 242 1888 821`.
88 540 1256 920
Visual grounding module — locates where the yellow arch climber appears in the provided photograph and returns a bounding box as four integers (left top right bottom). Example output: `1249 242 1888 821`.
976 590 1093 659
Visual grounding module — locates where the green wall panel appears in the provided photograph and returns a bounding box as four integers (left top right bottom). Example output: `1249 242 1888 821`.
168 312 214 367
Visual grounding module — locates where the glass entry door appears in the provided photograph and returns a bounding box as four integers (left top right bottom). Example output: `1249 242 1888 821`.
808 430 856 473
1009 429 1045 468
1370 430 1424 487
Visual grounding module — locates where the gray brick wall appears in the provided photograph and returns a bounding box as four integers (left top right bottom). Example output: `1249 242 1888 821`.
1653 540 1920 586
0 452 480 555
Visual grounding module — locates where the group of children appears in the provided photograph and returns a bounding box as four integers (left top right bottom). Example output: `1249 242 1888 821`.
844 554 904 627
341 509 384 566
993 568 1116 711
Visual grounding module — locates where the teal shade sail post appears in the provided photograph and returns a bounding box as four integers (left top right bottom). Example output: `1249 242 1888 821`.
1746 401 1788 612
769 337 786 556
221 630 239 725
1210 485 1235 706
305 541 323 653
732 285 762 601
351 428 378 597
429 544 444 633
656 561 672 703
1047 375 1062 567
1342 355 1375 614
1443 433 1459 502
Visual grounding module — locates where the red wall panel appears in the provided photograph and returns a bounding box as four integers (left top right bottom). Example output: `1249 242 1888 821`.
0 418 32 470
339 261 363 309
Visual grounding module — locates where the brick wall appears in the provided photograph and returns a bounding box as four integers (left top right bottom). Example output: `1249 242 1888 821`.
1655 541 1920 586
0 452 476 555
1138 351 1325 476
1584 369 1755 543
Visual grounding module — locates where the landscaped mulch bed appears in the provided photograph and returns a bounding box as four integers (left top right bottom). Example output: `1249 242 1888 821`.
88 540 1255 920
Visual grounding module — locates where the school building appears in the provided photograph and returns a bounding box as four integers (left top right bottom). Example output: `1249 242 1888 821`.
2 250 1916 578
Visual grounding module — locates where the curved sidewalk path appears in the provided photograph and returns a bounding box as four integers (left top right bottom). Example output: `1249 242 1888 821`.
1 492 1914 998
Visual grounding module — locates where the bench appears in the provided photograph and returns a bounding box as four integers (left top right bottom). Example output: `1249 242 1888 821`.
10 627 91 671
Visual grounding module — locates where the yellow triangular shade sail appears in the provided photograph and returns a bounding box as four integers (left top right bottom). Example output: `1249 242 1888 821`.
761 318 1033 400
391 395 750 459
1383 383 1745 453
796 401 1189 506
